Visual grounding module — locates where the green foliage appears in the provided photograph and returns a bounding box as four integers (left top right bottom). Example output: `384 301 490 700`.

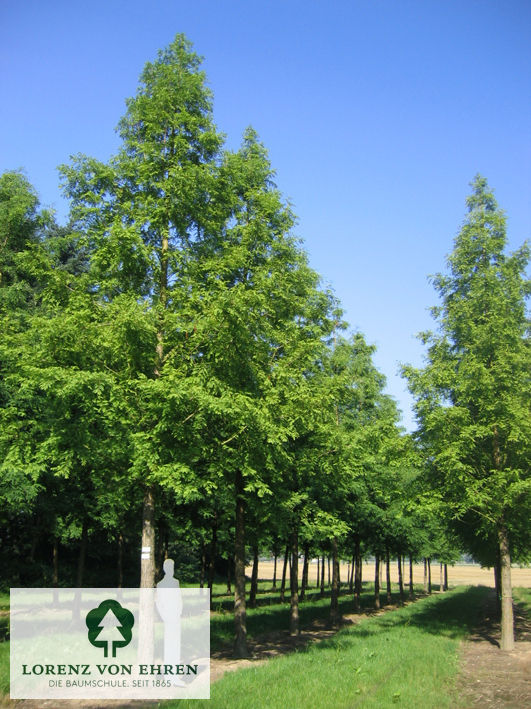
403 175 530 559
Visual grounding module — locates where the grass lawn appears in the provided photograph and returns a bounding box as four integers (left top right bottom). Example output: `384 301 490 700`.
173 585 492 709
1 584 529 707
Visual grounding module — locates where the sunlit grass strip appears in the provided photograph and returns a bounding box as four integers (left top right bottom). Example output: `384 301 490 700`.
173 586 491 709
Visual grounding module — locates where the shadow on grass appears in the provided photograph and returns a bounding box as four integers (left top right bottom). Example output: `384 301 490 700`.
209 584 437 652
306 585 492 655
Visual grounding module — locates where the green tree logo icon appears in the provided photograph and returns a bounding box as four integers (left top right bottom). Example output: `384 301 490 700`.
86 600 135 657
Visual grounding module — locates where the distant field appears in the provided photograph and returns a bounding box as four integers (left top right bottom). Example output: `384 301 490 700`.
248 560 531 588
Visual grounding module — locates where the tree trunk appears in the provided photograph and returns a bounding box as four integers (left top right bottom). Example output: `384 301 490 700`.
208 521 218 594
327 556 331 586
494 546 502 619
280 544 289 602
444 563 448 591
354 538 362 612
397 554 404 603
300 543 309 602
233 470 248 657
386 549 392 604
329 537 340 627
52 538 59 603
439 562 444 592
227 563 232 595
272 552 278 590
76 521 88 588
199 541 206 588
349 552 355 592
428 557 432 594
316 556 320 589
140 486 156 588
289 528 299 635
249 544 259 608
498 521 514 651
374 555 380 609
408 554 414 600
117 533 124 588
30 518 40 563
320 553 325 597
423 557 428 593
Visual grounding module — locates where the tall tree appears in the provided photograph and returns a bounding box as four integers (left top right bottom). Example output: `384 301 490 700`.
403 176 530 650
60 34 226 588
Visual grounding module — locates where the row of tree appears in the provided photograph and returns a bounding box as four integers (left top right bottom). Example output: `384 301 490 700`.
1 34 528 655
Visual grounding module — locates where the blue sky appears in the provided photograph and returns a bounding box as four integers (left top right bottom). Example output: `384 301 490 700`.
1 0 530 430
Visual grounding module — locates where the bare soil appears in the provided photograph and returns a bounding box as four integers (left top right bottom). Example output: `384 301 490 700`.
457 590 531 708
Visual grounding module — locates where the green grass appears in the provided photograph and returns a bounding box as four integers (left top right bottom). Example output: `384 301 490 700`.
513 586 531 614
0 642 8 698
1 584 529 707
209 583 420 651
172 586 493 709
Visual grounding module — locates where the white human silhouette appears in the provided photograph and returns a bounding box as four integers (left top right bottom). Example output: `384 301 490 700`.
156 558 184 686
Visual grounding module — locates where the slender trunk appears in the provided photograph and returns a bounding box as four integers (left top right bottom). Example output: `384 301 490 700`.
300 543 309 602
280 544 289 602
423 557 428 593
199 541 206 589
444 563 448 591
140 223 167 589
72 521 88 621
386 549 392 604
349 552 355 592
52 538 59 603
316 556 320 589
439 562 444 592
226 563 232 595
329 537 340 626
30 519 40 563
498 521 514 651
397 554 404 604
289 528 299 635
208 522 218 593
155 522 165 583
494 546 502 618
233 470 248 657
117 533 124 588
249 544 259 608
408 554 414 599
428 557 432 594
140 486 156 588
320 554 325 597
76 521 88 588
272 552 278 590
374 555 380 609
354 539 362 612
327 556 331 586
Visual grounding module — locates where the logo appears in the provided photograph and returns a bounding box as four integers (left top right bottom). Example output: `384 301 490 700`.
85 599 134 657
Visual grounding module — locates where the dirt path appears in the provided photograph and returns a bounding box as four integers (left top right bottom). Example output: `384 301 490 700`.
458 591 531 708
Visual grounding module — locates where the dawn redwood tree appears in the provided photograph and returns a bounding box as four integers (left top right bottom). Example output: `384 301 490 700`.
404 176 530 651
187 128 337 655
60 35 226 588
